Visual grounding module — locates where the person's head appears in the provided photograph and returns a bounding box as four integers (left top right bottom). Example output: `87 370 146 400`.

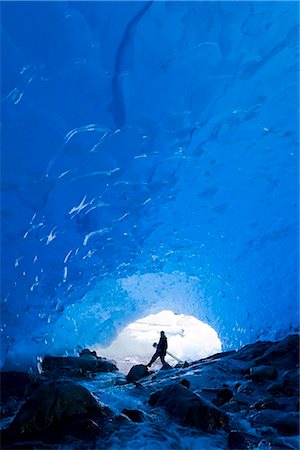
160 331 165 336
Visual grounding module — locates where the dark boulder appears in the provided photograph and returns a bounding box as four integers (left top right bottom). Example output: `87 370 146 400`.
121 408 145 422
175 361 190 369
149 383 228 431
200 350 236 362
42 355 118 377
228 430 260 449
0 372 40 401
221 402 241 413
249 365 278 382
232 392 253 407
271 436 300 449
9 380 115 439
251 394 298 412
254 335 299 370
233 341 273 362
180 379 190 389
212 388 233 406
267 380 298 397
62 418 101 440
236 380 256 394
79 349 98 359
283 368 300 386
250 410 299 436
126 365 149 383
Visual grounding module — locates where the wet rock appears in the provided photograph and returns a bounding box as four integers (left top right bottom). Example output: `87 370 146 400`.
237 380 256 394
252 393 280 411
283 368 300 386
0 434 52 450
267 381 285 393
252 393 298 412
266 380 297 397
250 410 299 435
9 380 115 438
249 365 278 381
233 341 273 362
0 372 40 401
79 349 98 359
280 368 300 396
259 425 277 438
221 401 241 413
232 392 253 407
122 408 145 422
255 399 282 411
200 350 236 362
149 383 228 431
254 334 299 370
228 430 260 449
271 436 300 449
212 388 233 406
175 361 189 368
62 418 101 440
115 414 131 424
200 387 220 403
126 365 149 383
42 355 118 377
0 398 21 419
180 378 190 388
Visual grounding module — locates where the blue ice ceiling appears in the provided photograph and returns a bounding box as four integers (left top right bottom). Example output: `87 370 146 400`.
1 1 299 370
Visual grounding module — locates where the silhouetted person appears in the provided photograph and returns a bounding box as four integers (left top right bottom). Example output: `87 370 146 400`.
147 331 168 367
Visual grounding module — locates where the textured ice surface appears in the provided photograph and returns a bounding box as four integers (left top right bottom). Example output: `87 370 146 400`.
1 1 299 370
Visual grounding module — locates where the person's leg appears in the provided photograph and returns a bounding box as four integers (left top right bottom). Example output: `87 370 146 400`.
148 351 159 367
160 354 165 365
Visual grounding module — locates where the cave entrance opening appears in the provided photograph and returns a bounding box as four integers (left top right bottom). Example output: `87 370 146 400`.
92 310 222 373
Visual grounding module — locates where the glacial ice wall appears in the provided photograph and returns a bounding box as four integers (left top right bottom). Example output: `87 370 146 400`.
1 1 299 370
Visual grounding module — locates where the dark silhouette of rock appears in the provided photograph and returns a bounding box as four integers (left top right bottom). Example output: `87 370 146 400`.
180 378 190 388
42 355 118 377
222 402 241 413
252 398 283 411
79 349 98 359
250 410 300 436
228 430 260 449
283 368 300 386
0 372 40 401
175 361 190 369
115 413 132 424
122 408 145 422
126 365 149 383
267 378 299 397
254 335 299 370
232 391 254 407
62 418 101 440
236 380 255 394
200 350 236 362
271 436 300 449
249 365 278 381
9 380 115 439
149 383 228 431
213 388 233 406
233 341 273 362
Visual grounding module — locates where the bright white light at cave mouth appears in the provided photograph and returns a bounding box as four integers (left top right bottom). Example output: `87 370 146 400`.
93 310 222 373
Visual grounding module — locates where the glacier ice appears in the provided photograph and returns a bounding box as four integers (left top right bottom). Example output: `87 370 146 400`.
0 1 299 371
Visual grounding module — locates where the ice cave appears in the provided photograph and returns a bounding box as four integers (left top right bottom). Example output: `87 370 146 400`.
1 0 299 374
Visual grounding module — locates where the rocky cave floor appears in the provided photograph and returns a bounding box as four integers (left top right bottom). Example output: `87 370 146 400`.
0 334 299 450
